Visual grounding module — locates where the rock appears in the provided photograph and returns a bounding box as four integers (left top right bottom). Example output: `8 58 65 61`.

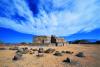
38 48 44 53
32 48 38 51
0 48 6 50
12 53 22 61
53 51 62 56
63 58 71 63
16 48 29 54
61 51 66 53
36 48 44 57
66 51 73 54
29 50 34 54
23 47 28 51
45 48 55 53
9 46 18 50
76 52 85 57
16 52 23 56
22 47 29 54
23 48 29 54
16 48 24 54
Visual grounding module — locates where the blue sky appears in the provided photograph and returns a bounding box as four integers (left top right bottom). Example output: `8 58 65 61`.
0 0 100 43
0 27 100 43
0 27 33 43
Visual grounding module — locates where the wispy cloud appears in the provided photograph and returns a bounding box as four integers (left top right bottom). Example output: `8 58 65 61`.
0 0 100 36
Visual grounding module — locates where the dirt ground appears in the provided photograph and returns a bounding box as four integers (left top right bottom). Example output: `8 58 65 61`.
0 44 100 67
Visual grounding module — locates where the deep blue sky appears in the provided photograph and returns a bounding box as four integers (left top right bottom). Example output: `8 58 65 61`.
0 27 100 43
0 0 100 43
0 27 33 43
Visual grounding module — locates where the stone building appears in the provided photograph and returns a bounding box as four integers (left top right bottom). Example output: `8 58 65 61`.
33 35 68 46
34 36 51 44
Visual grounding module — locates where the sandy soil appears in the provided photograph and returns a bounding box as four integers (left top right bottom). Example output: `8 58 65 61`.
0 44 100 67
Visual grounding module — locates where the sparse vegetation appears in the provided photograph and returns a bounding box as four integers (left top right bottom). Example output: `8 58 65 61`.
95 40 100 44
71 40 89 44
69 39 100 44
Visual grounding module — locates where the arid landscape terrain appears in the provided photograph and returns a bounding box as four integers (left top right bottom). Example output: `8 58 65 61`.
0 44 100 67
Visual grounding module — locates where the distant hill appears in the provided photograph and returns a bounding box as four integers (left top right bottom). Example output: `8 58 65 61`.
62 28 100 42
68 39 100 44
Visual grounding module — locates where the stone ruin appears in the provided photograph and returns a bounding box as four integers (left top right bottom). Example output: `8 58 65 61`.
33 35 68 46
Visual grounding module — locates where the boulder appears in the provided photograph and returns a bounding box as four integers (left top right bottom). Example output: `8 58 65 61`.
45 48 55 53
22 47 29 54
38 48 44 53
32 48 38 51
76 52 85 57
53 51 62 56
12 53 22 61
16 48 24 54
36 48 44 57
29 50 34 54
66 51 73 54
61 51 66 53
63 57 71 63
16 48 29 54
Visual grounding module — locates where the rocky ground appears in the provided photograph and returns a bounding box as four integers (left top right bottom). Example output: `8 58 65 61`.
0 44 100 67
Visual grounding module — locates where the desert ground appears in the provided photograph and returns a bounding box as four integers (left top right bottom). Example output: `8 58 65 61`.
0 44 100 67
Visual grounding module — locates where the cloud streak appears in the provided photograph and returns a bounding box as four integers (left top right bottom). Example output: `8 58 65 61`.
0 0 100 36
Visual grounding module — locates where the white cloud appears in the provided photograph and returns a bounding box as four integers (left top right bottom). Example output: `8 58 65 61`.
0 0 100 36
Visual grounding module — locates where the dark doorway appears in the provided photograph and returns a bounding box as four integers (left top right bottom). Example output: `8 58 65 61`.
51 35 57 46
